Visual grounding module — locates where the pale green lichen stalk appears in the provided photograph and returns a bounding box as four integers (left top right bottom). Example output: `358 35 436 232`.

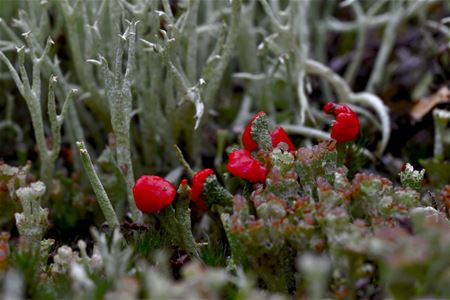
50 245 79 275
0 39 76 194
77 141 120 228
90 228 132 284
298 254 330 300
88 20 142 222
433 108 450 161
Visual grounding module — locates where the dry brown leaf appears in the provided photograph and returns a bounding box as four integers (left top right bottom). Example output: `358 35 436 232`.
410 86 450 121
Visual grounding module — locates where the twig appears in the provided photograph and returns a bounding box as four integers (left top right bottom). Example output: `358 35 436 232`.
259 0 288 32
282 124 330 140
174 145 195 178
344 1 368 85
366 1 404 92
326 1 434 32
296 0 314 126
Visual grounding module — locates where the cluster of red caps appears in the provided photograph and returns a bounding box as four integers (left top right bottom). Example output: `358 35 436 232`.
226 111 296 184
132 169 213 213
323 102 360 143
132 103 359 214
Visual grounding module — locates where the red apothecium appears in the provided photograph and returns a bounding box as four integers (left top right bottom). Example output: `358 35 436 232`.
133 175 176 213
227 149 267 183
271 127 296 151
191 169 214 211
324 102 360 143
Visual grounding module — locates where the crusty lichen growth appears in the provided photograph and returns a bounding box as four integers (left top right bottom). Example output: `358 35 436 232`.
202 175 234 210
14 181 49 247
399 163 425 190
222 141 423 295
250 112 272 151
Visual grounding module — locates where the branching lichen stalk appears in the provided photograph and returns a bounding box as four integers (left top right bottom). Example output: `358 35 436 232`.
0 38 75 194
366 1 404 92
59 0 108 123
93 21 141 222
296 0 313 126
202 0 241 108
344 1 368 85
5 8 86 174
326 0 434 32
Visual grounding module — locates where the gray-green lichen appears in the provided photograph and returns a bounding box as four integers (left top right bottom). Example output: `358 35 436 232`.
14 181 49 247
399 163 425 190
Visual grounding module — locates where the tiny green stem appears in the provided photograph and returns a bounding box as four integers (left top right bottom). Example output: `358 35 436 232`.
336 142 348 166
174 144 195 178
175 184 200 258
162 202 200 259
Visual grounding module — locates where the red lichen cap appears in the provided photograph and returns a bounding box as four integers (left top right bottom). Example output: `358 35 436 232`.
191 169 214 211
324 102 352 115
324 102 360 143
227 149 267 183
133 175 176 213
271 127 296 151
323 102 334 114
242 112 266 152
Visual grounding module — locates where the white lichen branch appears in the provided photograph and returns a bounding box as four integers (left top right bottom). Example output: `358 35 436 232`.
89 21 141 222
0 37 75 192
